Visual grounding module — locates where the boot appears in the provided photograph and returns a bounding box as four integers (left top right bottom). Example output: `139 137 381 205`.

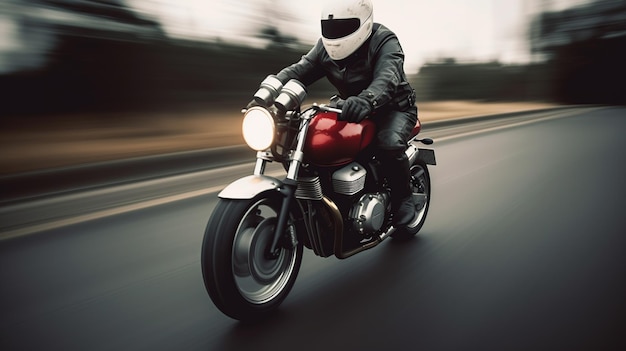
393 195 417 227
383 151 417 227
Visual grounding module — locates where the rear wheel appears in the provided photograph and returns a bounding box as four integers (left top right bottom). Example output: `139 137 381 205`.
201 194 303 321
392 161 431 240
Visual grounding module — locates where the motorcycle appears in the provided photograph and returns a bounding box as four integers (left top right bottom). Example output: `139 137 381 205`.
201 76 436 321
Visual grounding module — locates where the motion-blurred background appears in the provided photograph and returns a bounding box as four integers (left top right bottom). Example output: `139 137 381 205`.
1 0 625 172
0 0 626 114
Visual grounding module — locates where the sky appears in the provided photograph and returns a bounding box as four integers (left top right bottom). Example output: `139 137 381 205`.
130 0 593 73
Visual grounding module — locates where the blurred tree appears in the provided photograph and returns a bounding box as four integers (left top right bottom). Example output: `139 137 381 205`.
411 59 549 102
529 0 626 104
1 0 167 115
254 0 304 50
45 0 163 29
257 26 299 49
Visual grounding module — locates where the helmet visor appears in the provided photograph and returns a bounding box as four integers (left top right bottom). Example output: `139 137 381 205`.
321 18 361 39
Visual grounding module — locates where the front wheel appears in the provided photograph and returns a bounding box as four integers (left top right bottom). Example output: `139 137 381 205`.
392 161 431 240
201 194 303 321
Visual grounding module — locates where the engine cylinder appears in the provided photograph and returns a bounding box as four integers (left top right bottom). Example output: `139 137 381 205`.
295 176 323 200
332 162 366 196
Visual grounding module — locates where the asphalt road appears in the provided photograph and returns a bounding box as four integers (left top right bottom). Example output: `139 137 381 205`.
1 107 625 351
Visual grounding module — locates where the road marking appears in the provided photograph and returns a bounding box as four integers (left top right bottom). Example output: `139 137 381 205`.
0 187 221 241
431 107 598 143
0 169 285 241
1 107 600 240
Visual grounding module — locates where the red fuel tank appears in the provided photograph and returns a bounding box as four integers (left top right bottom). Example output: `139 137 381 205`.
303 112 376 167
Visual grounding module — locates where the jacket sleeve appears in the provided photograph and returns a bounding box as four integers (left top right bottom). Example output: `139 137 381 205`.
276 40 327 87
358 34 406 110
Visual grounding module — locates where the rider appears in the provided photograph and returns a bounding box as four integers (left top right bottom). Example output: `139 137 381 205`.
257 0 419 228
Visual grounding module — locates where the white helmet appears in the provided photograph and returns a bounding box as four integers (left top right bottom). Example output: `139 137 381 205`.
320 0 374 60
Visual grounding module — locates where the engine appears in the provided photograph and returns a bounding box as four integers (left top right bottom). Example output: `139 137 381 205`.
294 161 391 257
349 192 389 235
331 162 390 236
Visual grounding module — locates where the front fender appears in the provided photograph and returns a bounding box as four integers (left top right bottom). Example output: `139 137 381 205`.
218 175 283 199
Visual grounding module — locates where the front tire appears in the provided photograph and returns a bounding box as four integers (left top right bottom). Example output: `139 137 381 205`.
201 194 303 321
392 161 431 240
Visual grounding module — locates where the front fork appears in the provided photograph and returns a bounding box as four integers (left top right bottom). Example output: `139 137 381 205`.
260 110 317 258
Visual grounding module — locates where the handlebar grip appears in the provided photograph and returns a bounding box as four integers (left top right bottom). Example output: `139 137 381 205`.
325 106 343 114
315 104 342 114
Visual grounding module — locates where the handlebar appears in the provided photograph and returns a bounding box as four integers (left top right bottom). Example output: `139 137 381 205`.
321 105 343 114
313 103 342 114
243 102 344 119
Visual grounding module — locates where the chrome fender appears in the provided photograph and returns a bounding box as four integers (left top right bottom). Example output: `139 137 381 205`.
218 175 283 199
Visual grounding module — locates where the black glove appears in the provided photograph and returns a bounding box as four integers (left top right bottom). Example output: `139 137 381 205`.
341 96 372 123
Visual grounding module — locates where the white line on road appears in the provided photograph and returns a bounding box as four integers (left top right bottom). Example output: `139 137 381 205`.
431 107 597 143
1 107 599 240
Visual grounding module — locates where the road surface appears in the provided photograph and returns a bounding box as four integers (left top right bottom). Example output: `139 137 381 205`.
1 107 624 351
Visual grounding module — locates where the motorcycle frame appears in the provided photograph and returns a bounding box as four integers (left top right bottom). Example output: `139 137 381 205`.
242 105 350 257
218 104 436 259
257 105 402 259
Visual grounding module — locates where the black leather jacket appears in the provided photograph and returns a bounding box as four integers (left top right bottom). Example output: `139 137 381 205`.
276 24 415 112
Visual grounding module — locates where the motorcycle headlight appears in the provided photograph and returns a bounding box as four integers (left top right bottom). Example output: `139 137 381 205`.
242 106 275 151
